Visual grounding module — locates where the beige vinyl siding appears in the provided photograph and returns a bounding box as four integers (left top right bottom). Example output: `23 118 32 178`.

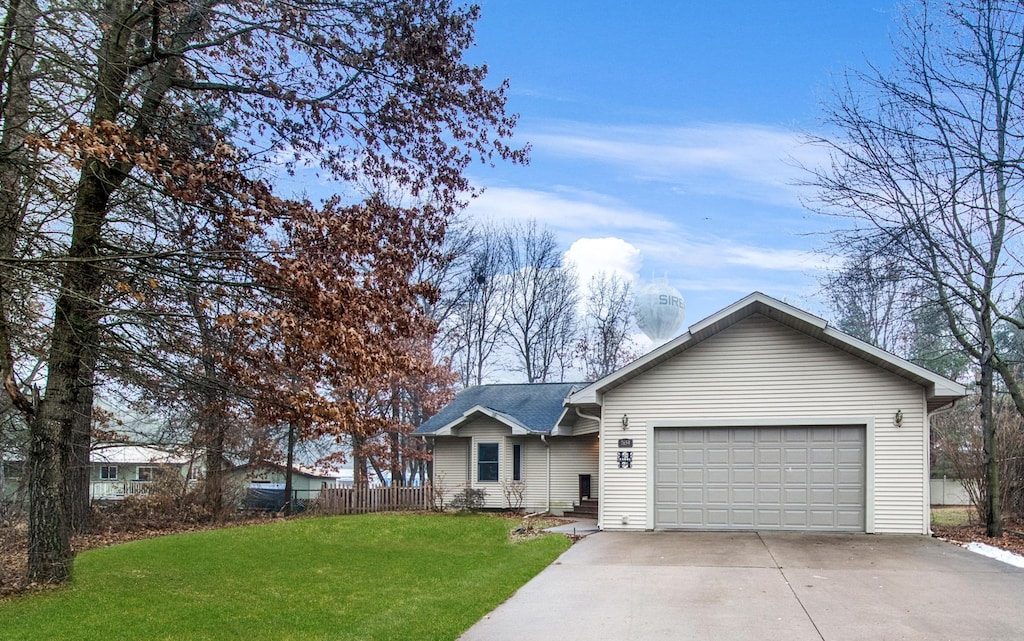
453 419 511 509
548 436 600 512
601 314 928 534
431 437 469 504
572 416 600 436
430 421 600 513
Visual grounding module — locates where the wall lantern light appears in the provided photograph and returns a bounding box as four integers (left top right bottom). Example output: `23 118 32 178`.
894 409 903 428
621 414 629 429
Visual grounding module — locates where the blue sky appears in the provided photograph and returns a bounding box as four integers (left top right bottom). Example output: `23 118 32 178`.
460 0 900 327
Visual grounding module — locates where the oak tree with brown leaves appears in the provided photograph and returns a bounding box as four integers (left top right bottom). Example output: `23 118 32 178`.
0 0 523 582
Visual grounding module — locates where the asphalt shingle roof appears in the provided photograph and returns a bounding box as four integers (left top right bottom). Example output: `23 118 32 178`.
414 382 585 435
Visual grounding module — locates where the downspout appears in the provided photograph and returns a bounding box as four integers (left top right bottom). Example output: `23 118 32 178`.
540 434 551 513
575 408 601 422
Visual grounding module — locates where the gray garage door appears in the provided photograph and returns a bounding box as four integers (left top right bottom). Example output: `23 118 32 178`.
654 426 865 531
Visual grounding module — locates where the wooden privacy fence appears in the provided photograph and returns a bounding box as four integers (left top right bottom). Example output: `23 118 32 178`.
313 484 432 515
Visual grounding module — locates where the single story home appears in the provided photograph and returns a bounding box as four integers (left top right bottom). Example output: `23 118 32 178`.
89 444 199 500
416 292 966 534
226 461 351 493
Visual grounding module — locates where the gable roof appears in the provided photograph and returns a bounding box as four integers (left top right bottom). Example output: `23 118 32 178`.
568 292 967 413
230 461 341 480
414 382 585 436
90 445 194 465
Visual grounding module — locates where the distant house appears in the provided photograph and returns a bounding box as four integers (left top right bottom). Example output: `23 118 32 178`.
416 292 967 534
226 461 352 510
89 445 198 500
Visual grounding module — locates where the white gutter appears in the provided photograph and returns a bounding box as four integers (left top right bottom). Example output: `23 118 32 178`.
540 434 551 513
575 407 601 422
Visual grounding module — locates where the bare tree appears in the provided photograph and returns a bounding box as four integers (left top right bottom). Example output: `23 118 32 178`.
443 223 510 387
577 271 637 380
503 221 579 383
806 0 1024 535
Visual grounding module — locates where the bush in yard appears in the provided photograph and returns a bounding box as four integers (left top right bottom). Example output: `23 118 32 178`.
501 480 526 512
449 487 487 512
92 466 210 529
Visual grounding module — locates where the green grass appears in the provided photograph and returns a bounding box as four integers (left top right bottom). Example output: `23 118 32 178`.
931 505 975 527
0 514 570 641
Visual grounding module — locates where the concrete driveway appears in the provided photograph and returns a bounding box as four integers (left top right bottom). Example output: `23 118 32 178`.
459 531 1024 641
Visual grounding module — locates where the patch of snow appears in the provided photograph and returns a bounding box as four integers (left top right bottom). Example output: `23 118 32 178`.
963 541 1024 569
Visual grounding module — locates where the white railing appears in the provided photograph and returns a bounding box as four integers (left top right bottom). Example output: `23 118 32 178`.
89 480 152 501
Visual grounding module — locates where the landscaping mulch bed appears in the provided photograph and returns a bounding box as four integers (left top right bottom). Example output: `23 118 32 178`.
932 519 1024 558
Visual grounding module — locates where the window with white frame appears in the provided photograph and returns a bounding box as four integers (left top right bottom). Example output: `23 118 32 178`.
100 465 118 480
477 443 499 482
137 466 159 482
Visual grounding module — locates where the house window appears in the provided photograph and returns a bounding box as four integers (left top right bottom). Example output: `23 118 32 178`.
512 444 523 481
137 467 159 482
477 443 499 482
100 466 118 480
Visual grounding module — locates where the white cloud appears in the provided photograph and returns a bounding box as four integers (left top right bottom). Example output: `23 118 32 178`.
527 122 829 206
468 186 674 233
564 237 642 288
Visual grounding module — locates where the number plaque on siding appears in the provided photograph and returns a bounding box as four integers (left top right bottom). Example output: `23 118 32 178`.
618 438 633 448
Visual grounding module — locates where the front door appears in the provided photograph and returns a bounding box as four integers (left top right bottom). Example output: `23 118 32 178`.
579 474 592 501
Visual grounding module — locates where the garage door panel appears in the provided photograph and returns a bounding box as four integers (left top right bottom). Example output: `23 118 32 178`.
707 448 730 464
706 509 730 525
707 487 729 503
810 468 835 484
731 467 755 484
783 448 808 464
731 509 755 526
732 448 755 465
837 468 863 484
732 487 755 503
654 426 865 532
657 448 679 465
681 468 703 483
706 468 729 484
783 510 808 527
681 487 703 503
837 447 862 464
810 448 835 464
784 468 808 484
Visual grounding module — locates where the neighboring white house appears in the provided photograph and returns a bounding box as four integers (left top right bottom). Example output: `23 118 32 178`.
418 292 967 535
89 445 198 500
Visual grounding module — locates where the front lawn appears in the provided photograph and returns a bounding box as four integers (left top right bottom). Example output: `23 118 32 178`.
0 514 570 641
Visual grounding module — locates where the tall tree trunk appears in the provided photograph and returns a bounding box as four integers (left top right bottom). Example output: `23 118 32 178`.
980 348 1003 536
0 0 39 417
64 329 96 535
283 419 295 516
201 406 225 519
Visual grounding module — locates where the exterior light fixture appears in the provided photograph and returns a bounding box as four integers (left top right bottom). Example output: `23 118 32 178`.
894 409 903 427
621 414 629 429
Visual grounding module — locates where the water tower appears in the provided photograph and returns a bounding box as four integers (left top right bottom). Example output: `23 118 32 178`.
634 280 686 345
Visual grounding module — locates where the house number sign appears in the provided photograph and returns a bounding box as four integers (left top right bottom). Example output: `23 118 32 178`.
617 451 633 469
618 438 633 448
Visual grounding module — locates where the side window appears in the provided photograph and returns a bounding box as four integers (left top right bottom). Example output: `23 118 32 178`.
512 443 523 481
100 465 118 480
137 466 159 482
477 443 499 482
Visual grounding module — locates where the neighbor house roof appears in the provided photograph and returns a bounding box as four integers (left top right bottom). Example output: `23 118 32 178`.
90 445 194 465
568 292 967 413
230 461 342 480
414 382 586 436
